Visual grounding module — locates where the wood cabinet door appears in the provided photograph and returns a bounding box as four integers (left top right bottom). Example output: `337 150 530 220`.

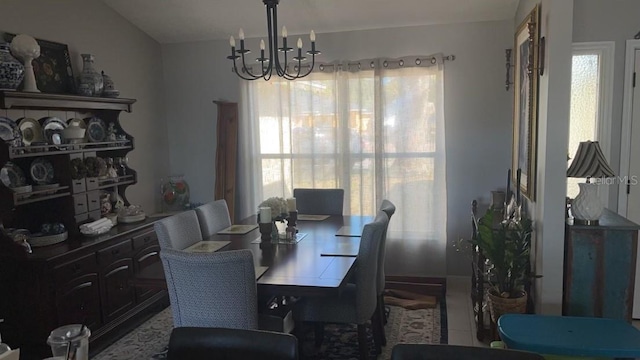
133 243 161 303
100 258 135 323
56 273 102 331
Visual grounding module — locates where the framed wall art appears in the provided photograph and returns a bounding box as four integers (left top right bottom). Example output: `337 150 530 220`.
4 33 76 94
511 4 540 201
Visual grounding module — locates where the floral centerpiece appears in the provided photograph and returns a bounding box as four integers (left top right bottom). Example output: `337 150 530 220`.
258 197 288 221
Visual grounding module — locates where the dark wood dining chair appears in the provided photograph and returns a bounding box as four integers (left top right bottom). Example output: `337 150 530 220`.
293 188 344 215
390 344 544 360
167 327 298 360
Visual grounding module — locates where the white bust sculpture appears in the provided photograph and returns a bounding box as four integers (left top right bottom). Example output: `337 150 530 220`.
10 34 40 92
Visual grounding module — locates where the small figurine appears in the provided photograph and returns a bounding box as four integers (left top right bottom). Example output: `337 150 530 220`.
107 123 117 142
106 157 118 179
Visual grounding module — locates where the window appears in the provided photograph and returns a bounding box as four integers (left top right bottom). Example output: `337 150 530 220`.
568 42 614 201
239 58 447 242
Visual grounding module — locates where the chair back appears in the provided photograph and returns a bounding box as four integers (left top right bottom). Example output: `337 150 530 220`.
167 327 298 360
354 210 388 322
195 199 232 238
390 344 544 360
160 248 258 329
377 199 396 294
293 188 344 215
154 210 203 250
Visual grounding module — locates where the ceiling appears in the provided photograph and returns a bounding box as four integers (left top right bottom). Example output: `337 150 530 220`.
101 0 519 44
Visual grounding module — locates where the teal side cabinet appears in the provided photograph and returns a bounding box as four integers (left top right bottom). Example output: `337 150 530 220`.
563 209 639 322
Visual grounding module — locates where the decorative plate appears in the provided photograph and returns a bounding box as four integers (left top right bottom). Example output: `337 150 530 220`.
18 117 44 146
29 231 68 247
0 117 21 146
86 117 106 142
41 117 67 145
0 161 27 188
30 157 55 185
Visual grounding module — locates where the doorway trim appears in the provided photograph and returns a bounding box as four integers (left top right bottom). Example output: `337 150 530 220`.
618 39 640 216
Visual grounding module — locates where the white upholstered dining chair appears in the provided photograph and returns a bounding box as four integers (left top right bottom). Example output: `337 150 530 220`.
195 199 232 238
154 210 203 250
160 248 258 329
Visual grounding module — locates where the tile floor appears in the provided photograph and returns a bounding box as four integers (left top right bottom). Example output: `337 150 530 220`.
445 276 640 347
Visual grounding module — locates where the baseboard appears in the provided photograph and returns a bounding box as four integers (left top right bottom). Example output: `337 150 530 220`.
385 275 446 299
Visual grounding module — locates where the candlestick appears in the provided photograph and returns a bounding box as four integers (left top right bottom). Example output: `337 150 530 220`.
287 197 297 212
259 222 273 241
259 207 271 223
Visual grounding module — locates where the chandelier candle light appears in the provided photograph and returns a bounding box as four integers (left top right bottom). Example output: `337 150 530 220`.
227 0 320 81
567 141 615 225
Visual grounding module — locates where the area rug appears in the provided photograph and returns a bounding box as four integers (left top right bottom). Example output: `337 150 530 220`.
93 300 447 360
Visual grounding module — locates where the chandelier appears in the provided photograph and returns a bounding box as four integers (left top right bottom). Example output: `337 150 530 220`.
227 0 320 81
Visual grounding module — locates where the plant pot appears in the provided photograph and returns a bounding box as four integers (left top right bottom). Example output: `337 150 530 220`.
487 288 527 323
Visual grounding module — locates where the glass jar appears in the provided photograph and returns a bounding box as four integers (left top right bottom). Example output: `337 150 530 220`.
0 42 24 90
161 175 190 212
77 54 103 96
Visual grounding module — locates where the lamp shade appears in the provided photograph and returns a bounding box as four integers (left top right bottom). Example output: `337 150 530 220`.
567 141 615 179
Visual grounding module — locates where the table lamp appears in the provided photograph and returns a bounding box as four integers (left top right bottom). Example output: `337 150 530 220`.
566 141 615 225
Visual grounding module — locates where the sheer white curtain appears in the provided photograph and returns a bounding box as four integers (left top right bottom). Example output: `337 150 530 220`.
237 55 447 243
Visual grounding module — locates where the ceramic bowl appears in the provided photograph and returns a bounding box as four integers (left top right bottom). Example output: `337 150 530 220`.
62 126 86 140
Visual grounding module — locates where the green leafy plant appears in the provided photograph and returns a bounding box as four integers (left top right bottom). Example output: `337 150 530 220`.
471 208 533 298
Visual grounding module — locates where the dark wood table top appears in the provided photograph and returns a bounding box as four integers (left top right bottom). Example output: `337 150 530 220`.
131 215 372 297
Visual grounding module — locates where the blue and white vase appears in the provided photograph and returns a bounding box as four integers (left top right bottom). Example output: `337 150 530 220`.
0 43 24 90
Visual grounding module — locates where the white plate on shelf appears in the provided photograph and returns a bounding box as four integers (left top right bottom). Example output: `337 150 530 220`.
41 117 67 145
18 117 44 146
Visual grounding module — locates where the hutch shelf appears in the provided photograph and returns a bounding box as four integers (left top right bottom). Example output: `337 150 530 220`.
0 91 167 360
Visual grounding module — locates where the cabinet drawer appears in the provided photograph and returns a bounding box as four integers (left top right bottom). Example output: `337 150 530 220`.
54 252 98 285
86 177 99 191
73 193 88 214
72 179 86 194
98 239 132 266
87 190 100 211
75 213 89 223
132 230 157 250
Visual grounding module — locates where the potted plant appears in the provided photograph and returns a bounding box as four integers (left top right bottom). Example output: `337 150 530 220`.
471 207 533 322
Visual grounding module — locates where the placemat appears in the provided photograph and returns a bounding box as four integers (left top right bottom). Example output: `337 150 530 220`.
183 240 231 253
217 224 258 235
297 214 330 221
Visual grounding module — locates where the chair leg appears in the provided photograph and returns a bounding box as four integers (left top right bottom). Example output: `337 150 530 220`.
380 294 388 325
314 322 325 348
294 320 305 357
357 324 369 360
378 294 387 346
370 313 382 354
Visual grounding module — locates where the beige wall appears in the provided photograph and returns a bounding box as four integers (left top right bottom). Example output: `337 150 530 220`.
0 0 169 213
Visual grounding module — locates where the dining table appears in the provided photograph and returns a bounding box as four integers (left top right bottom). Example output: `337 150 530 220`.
131 214 372 298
